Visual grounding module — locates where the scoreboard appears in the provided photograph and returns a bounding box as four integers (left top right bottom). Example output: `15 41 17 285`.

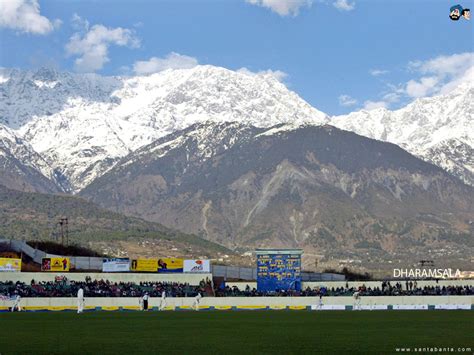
256 249 303 292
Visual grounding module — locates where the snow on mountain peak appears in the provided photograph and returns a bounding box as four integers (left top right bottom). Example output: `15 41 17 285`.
1 64 471 191
1 65 328 192
331 84 474 185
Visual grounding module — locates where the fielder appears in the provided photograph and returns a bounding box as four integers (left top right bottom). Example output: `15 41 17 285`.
317 294 323 310
77 286 84 314
159 290 167 311
142 292 149 311
353 291 361 311
193 292 202 311
11 294 21 312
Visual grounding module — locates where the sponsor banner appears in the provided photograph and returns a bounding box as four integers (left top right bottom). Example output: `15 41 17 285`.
288 306 306 310
0 251 20 259
122 306 143 311
311 305 346 310
0 258 21 272
214 306 232 310
158 258 183 273
392 304 428 310
184 259 211 273
434 304 471 310
236 306 267 310
41 258 70 272
102 258 130 272
130 259 158 272
47 307 75 311
269 305 287 310
360 305 388 310
176 306 193 310
101 307 120 311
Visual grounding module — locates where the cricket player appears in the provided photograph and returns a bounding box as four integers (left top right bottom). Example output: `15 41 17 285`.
142 293 149 311
159 290 167 311
193 292 202 311
139 296 144 311
11 294 21 312
317 294 323 310
353 291 361 310
77 287 84 314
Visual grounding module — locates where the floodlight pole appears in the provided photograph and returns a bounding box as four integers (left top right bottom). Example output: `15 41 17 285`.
58 217 69 245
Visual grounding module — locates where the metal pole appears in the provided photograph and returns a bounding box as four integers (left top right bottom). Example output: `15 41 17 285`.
60 219 64 245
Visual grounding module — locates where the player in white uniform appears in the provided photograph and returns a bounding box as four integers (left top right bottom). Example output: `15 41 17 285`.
11 294 21 312
159 290 167 311
317 294 323 310
353 291 361 310
139 296 144 311
193 292 202 311
77 287 84 314
142 293 149 311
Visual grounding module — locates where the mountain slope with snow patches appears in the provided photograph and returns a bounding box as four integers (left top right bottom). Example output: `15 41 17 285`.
0 66 327 192
81 121 473 262
0 66 472 192
0 123 62 193
331 83 474 185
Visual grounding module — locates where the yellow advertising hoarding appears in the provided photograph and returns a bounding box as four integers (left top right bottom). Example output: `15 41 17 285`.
130 259 158 272
0 258 21 272
158 258 183 273
41 257 70 272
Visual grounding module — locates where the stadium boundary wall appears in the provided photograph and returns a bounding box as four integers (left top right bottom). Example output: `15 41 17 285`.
0 296 472 309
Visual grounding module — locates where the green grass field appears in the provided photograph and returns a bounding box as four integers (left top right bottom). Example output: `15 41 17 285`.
1 311 472 354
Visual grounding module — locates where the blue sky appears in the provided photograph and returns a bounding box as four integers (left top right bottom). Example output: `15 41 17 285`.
0 0 472 115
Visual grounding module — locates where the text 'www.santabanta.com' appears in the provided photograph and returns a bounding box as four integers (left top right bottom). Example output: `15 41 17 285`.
395 347 472 353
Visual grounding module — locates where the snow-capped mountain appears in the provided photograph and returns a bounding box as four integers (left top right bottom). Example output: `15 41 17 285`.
1 65 472 263
0 65 472 192
0 123 62 193
0 66 327 192
331 83 474 185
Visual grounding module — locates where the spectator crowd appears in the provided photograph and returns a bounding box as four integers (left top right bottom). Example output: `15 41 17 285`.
0 277 210 298
215 281 474 297
1 278 472 298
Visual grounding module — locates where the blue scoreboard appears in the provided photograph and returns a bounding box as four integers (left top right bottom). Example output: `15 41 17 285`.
256 249 303 292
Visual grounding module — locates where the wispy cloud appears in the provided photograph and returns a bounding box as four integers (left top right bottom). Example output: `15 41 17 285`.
71 13 89 31
0 0 61 35
363 100 388 110
338 94 357 107
363 52 473 110
333 0 355 11
405 52 473 97
66 17 140 73
405 76 439 98
133 53 199 75
246 0 313 17
369 69 389 76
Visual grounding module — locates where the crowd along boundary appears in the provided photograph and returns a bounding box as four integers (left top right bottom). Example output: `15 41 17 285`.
1 295 472 312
